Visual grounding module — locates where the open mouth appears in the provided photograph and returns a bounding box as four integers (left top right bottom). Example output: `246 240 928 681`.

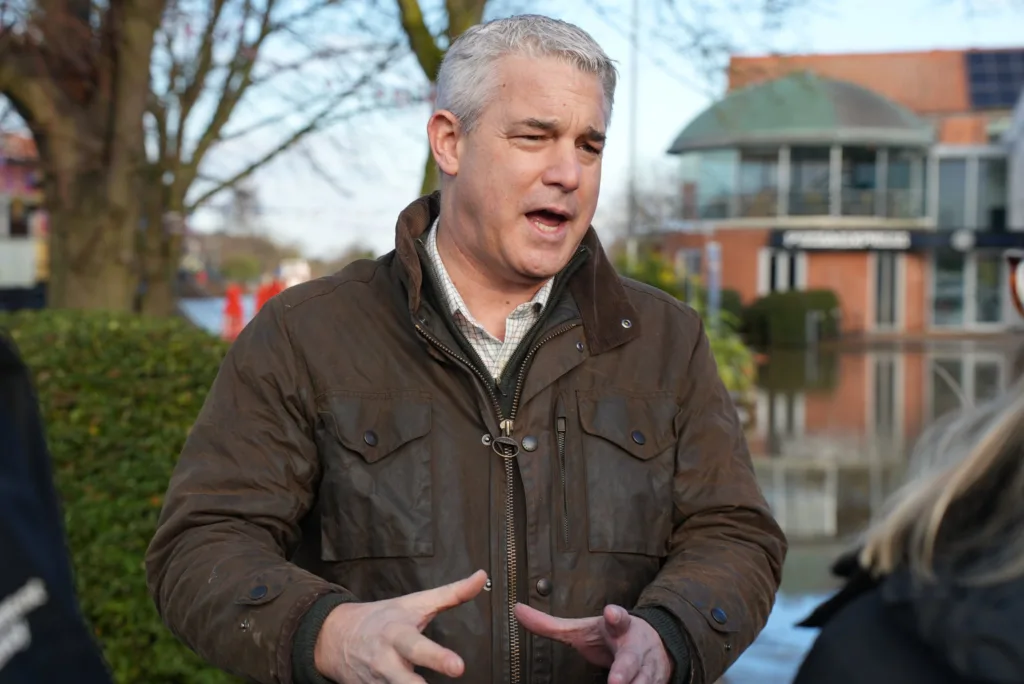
526 208 571 232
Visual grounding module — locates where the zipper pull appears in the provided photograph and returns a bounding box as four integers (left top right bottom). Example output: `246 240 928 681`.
557 417 566 434
500 419 514 437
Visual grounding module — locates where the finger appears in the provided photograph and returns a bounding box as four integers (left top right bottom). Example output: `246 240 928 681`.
374 653 429 684
607 649 643 684
603 604 632 639
393 629 465 678
405 570 488 616
514 603 597 640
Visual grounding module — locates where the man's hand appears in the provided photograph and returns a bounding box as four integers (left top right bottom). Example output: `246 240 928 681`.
314 570 488 683
515 603 673 684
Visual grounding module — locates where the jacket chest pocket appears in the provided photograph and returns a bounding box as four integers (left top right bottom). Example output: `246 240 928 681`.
317 391 434 561
577 389 678 557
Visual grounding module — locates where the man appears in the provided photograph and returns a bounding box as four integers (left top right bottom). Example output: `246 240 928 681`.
146 14 786 684
0 333 113 683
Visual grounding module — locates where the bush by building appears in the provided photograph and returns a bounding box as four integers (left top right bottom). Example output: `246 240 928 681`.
742 289 842 349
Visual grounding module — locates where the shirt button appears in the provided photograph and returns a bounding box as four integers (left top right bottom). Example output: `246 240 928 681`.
363 430 378 447
631 430 646 446
711 607 728 624
536 578 553 597
575 341 585 352
249 585 268 600
522 435 538 452
621 318 633 329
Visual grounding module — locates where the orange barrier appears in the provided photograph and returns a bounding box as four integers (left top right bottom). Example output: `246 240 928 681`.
222 284 245 341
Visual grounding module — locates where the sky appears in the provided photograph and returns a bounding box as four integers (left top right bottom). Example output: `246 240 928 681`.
190 0 1024 259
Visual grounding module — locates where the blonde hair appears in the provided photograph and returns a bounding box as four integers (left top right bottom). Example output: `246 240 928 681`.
859 376 1024 585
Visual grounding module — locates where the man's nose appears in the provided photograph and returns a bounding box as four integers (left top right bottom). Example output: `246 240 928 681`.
541 143 582 191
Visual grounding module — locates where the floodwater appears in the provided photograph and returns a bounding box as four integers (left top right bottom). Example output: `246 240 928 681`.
179 298 1024 683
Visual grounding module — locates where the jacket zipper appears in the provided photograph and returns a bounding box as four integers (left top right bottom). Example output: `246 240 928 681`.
414 320 580 684
556 416 568 548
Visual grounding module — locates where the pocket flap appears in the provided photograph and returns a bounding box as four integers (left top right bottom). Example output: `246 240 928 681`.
319 391 432 464
577 390 678 460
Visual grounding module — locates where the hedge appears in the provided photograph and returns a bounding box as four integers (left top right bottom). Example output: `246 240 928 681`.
0 310 240 683
742 289 842 348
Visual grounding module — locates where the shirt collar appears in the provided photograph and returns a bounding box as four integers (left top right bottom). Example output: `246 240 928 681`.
425 217 553 318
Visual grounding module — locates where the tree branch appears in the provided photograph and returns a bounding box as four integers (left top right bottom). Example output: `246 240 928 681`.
444 0 486 42
186 48 413 211
181 0 276 185
396 0 443 80
175 0 229 149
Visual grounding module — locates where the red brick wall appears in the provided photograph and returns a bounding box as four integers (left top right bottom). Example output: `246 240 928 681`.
657 228 770 305
903 254 928 333
937 114 990 144
806 252 871 333
728 50 970 115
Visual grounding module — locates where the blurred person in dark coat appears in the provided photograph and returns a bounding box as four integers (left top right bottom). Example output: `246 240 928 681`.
0 332 112 683
793 379 1024 684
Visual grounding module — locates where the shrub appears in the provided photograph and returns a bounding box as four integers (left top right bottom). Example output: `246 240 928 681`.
614 252 756 396
0 310 239 684
742 289 842 348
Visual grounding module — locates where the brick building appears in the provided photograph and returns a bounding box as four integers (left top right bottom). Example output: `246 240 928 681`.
647 47 1024 336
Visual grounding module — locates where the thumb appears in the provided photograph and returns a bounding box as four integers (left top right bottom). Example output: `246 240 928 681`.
405 570 489 618
603 605 632 638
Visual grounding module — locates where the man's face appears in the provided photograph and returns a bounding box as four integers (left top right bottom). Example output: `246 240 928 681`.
434 54 606 285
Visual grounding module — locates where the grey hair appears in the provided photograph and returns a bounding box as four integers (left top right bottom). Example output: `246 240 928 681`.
434 14 618 133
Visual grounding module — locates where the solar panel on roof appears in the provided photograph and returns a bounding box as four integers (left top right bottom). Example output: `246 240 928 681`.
966 49 1024 110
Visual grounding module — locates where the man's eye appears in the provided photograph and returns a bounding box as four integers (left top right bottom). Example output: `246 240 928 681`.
581 144 603 155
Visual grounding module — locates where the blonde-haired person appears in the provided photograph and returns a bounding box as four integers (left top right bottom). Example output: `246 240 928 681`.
793 379 1024 684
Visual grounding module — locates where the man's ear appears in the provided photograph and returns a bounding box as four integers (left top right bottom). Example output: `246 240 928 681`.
427 110 461 177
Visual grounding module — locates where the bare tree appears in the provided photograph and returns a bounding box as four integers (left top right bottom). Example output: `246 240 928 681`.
0 1 412 313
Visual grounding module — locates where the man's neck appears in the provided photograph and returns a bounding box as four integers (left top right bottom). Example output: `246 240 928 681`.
435 222 546 341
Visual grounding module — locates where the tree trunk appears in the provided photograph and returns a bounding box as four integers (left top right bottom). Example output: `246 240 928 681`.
136 185 183 317
46 188 138 312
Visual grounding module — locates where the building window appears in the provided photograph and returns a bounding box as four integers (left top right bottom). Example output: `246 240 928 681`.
937 159 968 230
975 253 1004 324
976 158 1007 231
886 149 926 218
8 199 30 238
759 248 806 295
789 147 830 216
875 252 899 328
696 149 738 219
841 146 878 216
738 148 779 217
933 250 966 326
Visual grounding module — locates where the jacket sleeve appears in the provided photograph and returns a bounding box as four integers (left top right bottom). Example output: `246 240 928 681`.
632 317 787 684
145 298 358 684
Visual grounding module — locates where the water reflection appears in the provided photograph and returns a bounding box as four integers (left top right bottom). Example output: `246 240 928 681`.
724 336 1024 683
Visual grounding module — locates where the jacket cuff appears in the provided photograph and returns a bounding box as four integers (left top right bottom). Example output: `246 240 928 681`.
291 594 356 684
632 607 693 684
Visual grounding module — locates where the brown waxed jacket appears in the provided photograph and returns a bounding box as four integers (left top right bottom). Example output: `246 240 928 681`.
145 193 786 684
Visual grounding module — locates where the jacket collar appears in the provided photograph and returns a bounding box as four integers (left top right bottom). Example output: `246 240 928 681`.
393 192 639 355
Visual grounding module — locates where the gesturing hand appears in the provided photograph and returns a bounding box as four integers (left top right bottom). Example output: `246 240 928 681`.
515 603 673 684
314 569 488 683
